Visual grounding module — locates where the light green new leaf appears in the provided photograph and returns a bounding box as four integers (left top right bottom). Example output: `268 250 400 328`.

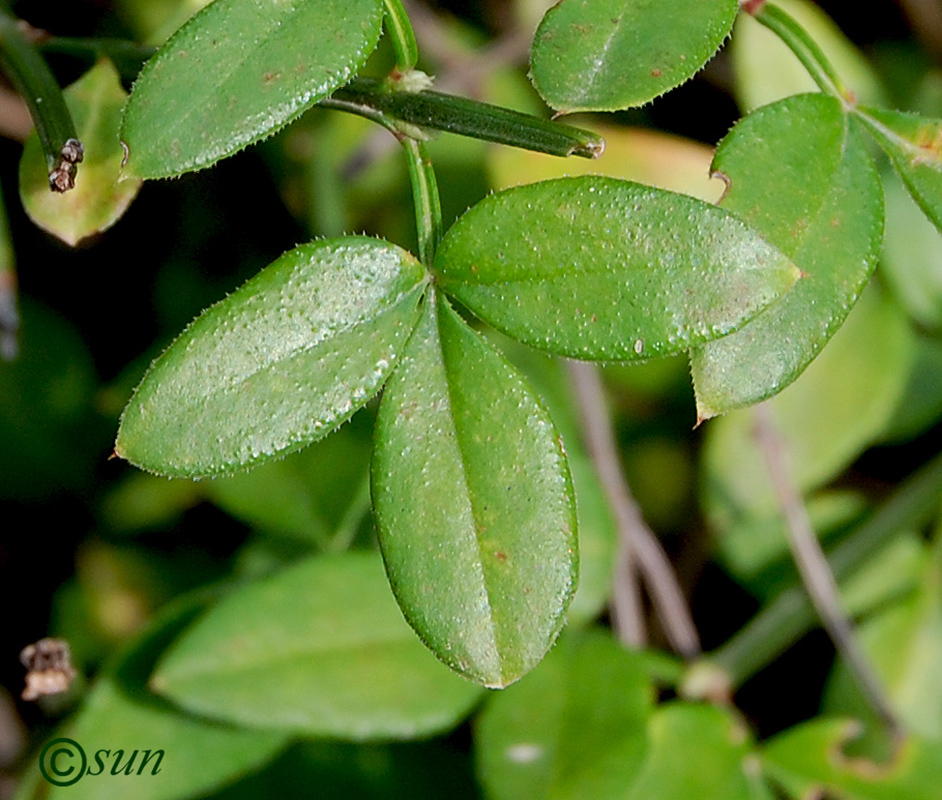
855 106 942 234
434 176 800 361
691 94 884 418
19 60 141 246
475 630 654 800
372 292 578 688
152 552 483 739
763 718 942 800
529 0 737 112
121 0 384 178
116 237 427 478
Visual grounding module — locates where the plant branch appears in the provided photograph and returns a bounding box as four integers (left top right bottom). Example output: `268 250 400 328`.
748 1 854 104
0 10 82 191
383 0 419 73
566 360 701 657
402 138 442 266
752 403 902 736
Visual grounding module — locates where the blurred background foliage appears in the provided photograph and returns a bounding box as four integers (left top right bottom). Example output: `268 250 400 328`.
3 0 942 798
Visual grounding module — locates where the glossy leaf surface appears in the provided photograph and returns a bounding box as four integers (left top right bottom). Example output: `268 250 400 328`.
434 176 800 361
116 237 426 477
691 94 884 418
121 0 384 178
372 293 577 687
19 60 141 246
855 106 942 233
153 552 483 738
475 630 653 800
529 0 737 112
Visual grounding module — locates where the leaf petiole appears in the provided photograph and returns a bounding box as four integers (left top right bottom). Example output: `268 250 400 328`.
382 0 419 73
403 138 442 266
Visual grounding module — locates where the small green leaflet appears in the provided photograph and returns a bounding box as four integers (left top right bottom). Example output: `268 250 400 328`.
121 0 385 178
116 237 427 478
372 290 578 688
434 176 800 361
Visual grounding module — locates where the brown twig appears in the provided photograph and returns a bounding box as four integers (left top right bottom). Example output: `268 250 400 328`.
566 359 701 657
753 402 903 739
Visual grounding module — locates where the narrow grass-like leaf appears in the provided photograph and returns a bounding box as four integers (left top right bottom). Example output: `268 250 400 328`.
372 291 578 688
855 106 942 234
116 237 427 478
152 552 482 739
691 94 884 418
19 60 141 246
434 176 800 361
529 0 738 112
121 0 384 178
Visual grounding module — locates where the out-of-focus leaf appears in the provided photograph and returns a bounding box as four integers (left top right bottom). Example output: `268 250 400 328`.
529 0 737 112
19 60 141 246
101 472 204 533
20 597 288 800
880 335 942 444
475 629 654 800
434 176 800 361
690 94 885 418
625 704 771 800
372 293 577 688
763 718 942 800
121 0 384 177
488 122 725 203
880 171 942 330
702 285 913 524
730 0 884 112
152 551 483 738
825 537 942 740
855 106 942 235
116 237 427 478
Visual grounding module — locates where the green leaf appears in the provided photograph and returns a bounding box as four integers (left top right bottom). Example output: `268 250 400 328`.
626 704 771 800
434 176 800 361
763 718 942 800
116 237 427 478
690 94 885 418
701 284 913 524
475 630 654 800
121 0 384 178
25 597 288 800
855 106 942 234
372 292 578 687
152 551 483 739
19 60 142 246
529 0 737 112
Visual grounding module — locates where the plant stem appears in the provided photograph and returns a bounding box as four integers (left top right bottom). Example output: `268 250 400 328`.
748 1 853 104
702 436 942 694
323 77 604 159
38 36 155 81
753 404 902 737
566 360 701 658
0 9 81 190
403 138 442 266
383 0 419 73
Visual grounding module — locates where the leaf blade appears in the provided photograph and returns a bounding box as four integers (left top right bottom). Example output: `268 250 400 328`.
372 291 578 687
116 237 427 478
434 176 800 361
121 0 384 178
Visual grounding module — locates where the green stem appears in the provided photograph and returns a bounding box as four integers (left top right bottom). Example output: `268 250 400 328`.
749 1 853 104
322 77 604 159
0 9 80 190
38 37 155 81
697 450 942 690
403 138 442 265
383 0 419 73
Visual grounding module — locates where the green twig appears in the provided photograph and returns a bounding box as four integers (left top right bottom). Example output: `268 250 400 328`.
747 1 853 104
0 10 82 191
695 449 942 691
38 36 155 82
403 138 442 265
383 0 419 73
322 77 604 159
